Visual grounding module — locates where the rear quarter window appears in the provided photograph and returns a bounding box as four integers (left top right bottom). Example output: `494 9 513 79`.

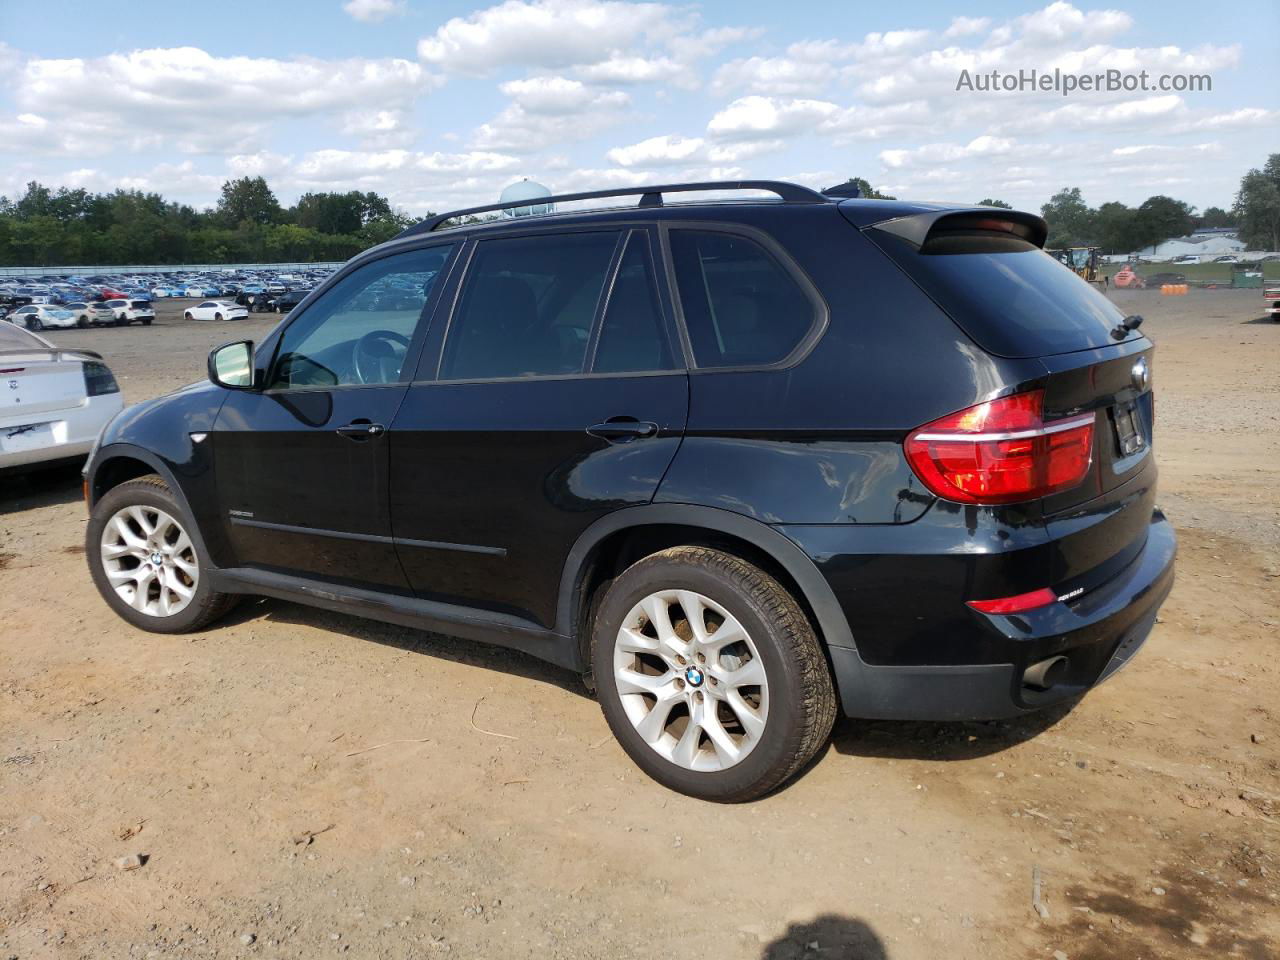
870 232 1126 358
668 229 818 369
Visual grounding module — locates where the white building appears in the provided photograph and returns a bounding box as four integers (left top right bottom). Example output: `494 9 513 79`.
1134 228 1246 261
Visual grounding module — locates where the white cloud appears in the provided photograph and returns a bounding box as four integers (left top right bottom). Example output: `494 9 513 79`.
500 76 627 113
342 0 406 23
945 16 990 38
575 55 691 87
880 135 1016 169
1172 107 1276 131
711 54 837 97
417 0 684 73
707 96 839 141
9 47 438 154
607 135 705 167
472 81 630 152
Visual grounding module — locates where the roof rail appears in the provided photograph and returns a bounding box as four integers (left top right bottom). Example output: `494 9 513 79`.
396 180 828 239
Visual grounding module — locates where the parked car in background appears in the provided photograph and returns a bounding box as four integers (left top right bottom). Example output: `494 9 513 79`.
1169 254 1200 264
183 300 247 322
8 304 80 330
1265 281 1280 320
0 322 124 474
1145 272 1187 287
1213 255 1240 264
271 289 309 314
65 301 118 327
104 299 155 326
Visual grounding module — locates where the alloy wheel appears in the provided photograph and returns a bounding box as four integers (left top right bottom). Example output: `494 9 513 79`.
99 505 199 617
613 589 769 772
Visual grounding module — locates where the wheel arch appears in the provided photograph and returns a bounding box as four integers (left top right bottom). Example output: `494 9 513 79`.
556 505 857 671
87 444 212 561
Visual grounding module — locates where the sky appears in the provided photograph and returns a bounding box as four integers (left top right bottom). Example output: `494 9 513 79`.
0 0 1276 219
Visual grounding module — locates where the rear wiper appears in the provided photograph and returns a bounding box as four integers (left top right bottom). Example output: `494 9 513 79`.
1110 314 1143 340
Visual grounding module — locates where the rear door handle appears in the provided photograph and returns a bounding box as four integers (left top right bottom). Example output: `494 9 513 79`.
586 418 659 442
336 420 385 440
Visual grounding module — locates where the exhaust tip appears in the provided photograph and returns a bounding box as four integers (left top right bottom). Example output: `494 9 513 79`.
1023 655 1069 692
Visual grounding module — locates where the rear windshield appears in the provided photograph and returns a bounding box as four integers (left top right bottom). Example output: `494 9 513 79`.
871 232 1126 358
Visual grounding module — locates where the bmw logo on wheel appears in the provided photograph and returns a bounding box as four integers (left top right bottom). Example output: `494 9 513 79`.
684 665 705 688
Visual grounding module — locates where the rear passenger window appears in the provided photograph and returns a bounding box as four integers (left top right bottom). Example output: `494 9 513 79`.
669 230 815 368
442 232 619 380
593 232 674 374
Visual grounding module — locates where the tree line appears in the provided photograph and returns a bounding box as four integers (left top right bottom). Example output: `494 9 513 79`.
0 177 417 267
5 156 1279 267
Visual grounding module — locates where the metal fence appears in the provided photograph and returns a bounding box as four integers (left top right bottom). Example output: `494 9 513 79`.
0 262 345 279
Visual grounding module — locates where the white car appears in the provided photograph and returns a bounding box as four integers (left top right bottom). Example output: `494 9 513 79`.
0 323 124 473
65 302 118 327
8 304 80 331
104 299 156 326
183 300 248 322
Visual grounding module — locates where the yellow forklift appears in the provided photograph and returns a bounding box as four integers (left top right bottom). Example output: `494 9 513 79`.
1056 246 1104 286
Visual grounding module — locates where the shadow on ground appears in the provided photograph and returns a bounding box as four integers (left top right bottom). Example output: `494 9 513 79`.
0 463 85 514
760 915 888 959
828 698 1078 762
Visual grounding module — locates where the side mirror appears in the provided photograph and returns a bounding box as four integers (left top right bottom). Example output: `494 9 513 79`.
208 340 256 390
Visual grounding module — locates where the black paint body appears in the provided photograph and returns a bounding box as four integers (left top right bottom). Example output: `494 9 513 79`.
86 196 1175 720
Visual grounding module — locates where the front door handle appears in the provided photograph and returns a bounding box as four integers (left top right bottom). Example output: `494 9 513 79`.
336 420 385 440
586 418 659 443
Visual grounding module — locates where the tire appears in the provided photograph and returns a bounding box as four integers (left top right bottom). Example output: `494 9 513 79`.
214 313 223 322
86 474 238 634
29 317 42 331
184 312 194 321
77 314 89 328
115 317 127 327
593 546 837 802
142 318 152 326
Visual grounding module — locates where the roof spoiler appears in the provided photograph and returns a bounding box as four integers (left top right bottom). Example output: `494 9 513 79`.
867 208 1048 250
0 348 103 362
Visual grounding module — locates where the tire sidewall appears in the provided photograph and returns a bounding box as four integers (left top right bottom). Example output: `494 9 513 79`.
86 479 218 634
593 555 813 801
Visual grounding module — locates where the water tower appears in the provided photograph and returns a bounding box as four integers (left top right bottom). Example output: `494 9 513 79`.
500 179 555 218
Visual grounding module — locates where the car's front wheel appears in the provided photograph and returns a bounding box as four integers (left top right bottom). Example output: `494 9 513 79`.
87 475 238 633
28 317 42 331
184 312 194 321
593 546 836 802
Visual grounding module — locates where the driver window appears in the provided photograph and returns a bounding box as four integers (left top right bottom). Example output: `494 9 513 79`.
268 245 454 389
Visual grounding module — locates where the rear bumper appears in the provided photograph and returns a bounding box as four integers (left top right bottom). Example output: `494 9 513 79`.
825 510 1175 720
0 394 123 470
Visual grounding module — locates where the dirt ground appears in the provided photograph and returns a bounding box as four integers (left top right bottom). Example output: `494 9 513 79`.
1 292 1277 960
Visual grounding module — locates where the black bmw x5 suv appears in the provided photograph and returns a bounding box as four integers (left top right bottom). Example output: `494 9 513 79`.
84 181 1175 802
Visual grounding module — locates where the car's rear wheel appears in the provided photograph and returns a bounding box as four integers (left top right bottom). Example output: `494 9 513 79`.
214 312 223 321
86 475 237 633
593 546 836 802
77 315 89 328
29 317 42 331
142 318 152 326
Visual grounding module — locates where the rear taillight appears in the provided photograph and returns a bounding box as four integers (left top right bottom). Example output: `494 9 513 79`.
905 389 1093 504
82 361 119 397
